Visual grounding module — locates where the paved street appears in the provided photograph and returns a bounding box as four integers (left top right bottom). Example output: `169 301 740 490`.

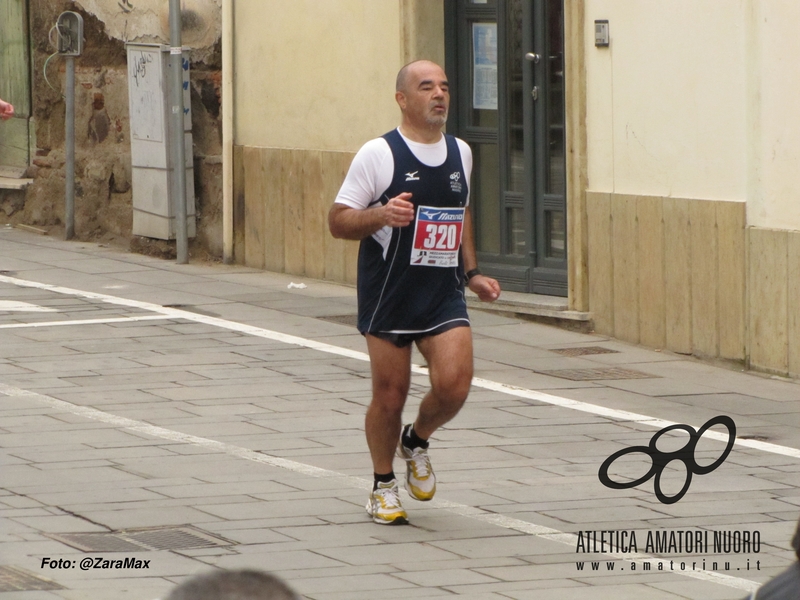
0 226 799 600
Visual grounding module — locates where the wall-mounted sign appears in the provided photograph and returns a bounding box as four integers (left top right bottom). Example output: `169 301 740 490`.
472 22 498 110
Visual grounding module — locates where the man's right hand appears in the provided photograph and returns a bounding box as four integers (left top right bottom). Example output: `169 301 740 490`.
383 193 415 228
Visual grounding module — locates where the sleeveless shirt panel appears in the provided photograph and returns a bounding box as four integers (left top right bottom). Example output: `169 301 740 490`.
356 130 470 334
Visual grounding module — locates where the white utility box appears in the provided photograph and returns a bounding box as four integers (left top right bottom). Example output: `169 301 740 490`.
126 43 196 240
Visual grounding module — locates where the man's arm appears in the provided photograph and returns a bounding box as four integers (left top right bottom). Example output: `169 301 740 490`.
328 193 415 240
462 207 500 302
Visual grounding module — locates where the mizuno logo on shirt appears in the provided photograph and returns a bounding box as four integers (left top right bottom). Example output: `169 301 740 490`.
405 171 420 181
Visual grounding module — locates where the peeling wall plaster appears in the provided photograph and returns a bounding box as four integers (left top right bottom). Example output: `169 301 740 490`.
75 0 221 61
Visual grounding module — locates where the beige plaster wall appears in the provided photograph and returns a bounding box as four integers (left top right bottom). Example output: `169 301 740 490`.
233 0 400 152
232 1 446 278
584 0 747 202
746 1 800 231
579 1 800 377
233 0 420 152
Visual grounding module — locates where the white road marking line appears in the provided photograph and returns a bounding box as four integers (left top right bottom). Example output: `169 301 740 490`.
0 383 760 592
1 273 797 459
0 300 58 312
0 315 172 329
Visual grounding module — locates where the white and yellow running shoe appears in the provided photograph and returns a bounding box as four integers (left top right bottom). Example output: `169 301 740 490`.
397 435 436 501
366 480 409 525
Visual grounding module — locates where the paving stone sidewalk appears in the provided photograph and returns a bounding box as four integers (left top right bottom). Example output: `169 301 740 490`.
0 227 799 600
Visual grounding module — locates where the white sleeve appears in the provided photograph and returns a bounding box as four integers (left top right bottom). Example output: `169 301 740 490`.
334 138 394 210
456 138 473 207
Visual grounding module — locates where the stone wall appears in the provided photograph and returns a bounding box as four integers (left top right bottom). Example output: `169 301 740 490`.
2 1 223 260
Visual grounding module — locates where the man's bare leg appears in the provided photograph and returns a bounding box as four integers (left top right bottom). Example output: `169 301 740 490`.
364 334 412 474
393 326 473 502
413 325 474 439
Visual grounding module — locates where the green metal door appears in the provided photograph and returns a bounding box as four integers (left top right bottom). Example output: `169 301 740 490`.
446 0 567 295
0 0 31 169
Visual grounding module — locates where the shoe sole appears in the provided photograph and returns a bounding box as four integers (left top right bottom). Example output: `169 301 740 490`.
366 504 409 525
372 514 409 525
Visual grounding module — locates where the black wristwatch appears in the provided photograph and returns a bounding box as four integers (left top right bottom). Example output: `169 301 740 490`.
465 268 481 282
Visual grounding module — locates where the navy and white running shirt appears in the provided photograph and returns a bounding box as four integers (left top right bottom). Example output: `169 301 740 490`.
334 129 472 334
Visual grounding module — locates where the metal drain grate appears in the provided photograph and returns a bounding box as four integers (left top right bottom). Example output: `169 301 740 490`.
46 532 142 552
550 346 619 357
46 526 234 553
0 566 64 592
538 367 658 381
125 527 230 550
318 314 359 327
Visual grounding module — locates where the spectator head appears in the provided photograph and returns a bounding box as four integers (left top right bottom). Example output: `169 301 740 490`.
165 569 299 600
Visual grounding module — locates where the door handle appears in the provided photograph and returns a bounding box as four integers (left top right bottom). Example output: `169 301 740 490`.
524 52 540 63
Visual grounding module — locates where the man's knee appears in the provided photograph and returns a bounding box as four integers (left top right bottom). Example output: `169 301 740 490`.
366 334 412 408
431 367 472 407
370 380 409 415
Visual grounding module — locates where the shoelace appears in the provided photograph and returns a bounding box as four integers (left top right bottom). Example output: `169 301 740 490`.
375 484 401 508
409 447 431 478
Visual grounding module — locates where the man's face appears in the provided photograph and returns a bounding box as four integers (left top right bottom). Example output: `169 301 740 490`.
399 63 450 127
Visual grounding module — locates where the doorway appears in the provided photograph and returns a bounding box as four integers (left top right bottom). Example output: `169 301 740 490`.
445 0 567 295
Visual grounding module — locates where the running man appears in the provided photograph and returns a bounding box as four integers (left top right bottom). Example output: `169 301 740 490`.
328 59 501 524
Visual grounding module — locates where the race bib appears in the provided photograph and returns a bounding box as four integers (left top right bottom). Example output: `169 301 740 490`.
410 205 465 267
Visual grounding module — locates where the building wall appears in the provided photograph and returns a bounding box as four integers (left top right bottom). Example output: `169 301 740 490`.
748 228 800 378
584 0 746 201
234 1 401 153
582 0 800 376
586 193 746 361
232 0 445 279
228 0 800 377
75 0 221 62
746 1 800 231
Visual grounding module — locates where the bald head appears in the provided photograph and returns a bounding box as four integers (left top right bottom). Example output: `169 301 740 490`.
396 60 443 93
394 60 449 138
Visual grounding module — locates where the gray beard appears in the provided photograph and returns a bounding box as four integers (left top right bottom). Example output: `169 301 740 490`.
426 113 448 127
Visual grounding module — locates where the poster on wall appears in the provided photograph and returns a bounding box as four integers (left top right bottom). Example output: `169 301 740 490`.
472 22 498 110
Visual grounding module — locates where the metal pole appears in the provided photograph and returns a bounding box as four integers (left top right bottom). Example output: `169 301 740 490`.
65 55 75 240
169 0 188 263
221 0 234 264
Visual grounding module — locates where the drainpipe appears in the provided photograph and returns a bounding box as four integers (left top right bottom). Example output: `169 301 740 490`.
222 0 234 263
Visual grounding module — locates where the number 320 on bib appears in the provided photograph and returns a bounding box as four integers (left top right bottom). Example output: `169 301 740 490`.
410 206 465 267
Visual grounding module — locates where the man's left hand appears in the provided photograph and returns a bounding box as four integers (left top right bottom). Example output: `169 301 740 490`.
468 275 501 302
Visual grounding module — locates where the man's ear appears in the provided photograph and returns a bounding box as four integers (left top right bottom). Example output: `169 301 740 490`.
395 90 406 110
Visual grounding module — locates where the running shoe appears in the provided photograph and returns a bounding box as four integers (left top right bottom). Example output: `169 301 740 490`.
397 426 436 501
366 480 408 525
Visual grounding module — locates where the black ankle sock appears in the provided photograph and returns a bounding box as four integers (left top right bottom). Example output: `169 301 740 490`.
374 471 396 490
403 424 429 450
